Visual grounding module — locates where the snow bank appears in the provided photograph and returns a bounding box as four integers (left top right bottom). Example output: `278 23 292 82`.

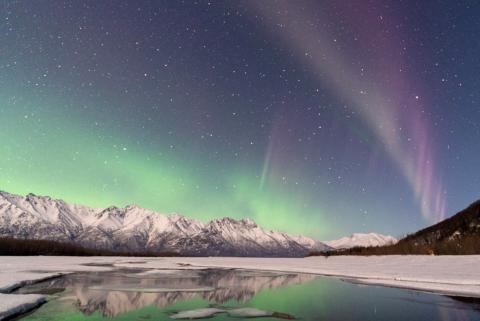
0 256 147 320
0 256 136 293
171 256 480 297
0 293 45 320
170 308 224 319
170 307 294 319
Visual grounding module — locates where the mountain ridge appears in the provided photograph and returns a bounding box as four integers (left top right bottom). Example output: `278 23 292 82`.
0 191 331 257
323 232 397 249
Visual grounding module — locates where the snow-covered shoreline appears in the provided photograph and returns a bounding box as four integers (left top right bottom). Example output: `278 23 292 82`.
1 256 480 320
171 256 480 298
0 294 46 320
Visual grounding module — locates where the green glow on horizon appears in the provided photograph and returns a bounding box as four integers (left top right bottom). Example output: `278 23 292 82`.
0 92 329 238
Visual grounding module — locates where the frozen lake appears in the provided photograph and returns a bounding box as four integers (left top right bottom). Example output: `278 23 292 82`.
14 268 480 321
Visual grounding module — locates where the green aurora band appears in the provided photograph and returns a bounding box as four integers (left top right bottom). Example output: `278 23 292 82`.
0 91 330 237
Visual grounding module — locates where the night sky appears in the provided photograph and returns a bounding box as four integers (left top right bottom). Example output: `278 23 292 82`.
1 1 479 239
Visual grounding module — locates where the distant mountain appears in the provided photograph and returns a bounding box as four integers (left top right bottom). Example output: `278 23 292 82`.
323 233 397 249
0 191 330 257
326 200 480 255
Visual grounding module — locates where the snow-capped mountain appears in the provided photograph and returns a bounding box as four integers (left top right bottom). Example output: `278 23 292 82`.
324 233 397 250
0 191 330 257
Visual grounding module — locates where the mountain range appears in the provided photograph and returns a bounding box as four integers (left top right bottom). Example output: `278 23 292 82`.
323 233 397 249
0 191 331 257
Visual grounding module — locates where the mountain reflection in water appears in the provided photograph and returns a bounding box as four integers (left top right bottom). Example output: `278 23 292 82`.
21 269 316 317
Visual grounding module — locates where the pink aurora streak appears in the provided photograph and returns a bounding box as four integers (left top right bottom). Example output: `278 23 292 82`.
251 1 446 222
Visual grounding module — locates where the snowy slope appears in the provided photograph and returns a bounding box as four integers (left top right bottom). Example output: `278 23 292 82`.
324 233 397 249
0 293 46 320
0 191 330 257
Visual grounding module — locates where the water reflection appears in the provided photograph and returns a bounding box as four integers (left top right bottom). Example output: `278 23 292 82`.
18 269 316 317
16 269 480 321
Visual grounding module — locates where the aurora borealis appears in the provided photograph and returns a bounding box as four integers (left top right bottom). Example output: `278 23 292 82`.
1 1 479 239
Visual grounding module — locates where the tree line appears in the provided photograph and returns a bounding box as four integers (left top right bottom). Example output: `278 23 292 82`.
0 237 180 256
